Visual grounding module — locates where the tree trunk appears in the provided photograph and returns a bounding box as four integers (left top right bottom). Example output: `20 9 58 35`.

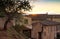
4 18 10 30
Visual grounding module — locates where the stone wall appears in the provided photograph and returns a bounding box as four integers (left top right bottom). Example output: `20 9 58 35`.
0 18 13 30
31 23 42 39
42 26 56 39
31 23 57 39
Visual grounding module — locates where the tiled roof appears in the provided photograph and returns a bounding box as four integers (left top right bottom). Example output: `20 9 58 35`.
40 20 60 26
32 20 60 26
47 15 60 18
26 14 47 20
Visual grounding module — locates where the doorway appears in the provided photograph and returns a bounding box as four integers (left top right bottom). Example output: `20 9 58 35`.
38 32 42 39
56 33 60 39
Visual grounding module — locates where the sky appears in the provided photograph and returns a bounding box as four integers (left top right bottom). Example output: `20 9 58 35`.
27 0 60 14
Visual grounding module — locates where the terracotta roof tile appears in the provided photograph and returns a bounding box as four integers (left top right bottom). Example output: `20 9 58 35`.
32 20 60 26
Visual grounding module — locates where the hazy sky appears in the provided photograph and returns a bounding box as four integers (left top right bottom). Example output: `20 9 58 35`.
27 0 60 14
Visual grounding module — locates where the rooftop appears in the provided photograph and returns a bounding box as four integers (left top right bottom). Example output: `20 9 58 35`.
32 20 60 26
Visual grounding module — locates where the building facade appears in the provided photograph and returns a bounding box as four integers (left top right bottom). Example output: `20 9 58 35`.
31 20 60 39
26 14 60 39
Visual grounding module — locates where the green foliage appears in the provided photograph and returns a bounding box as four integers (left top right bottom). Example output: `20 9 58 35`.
18 0 32 11
12 24 24 32
0 0 32 30
24 19 28 24
12 25 29 39
23 30 31 38
12 25 21 32
0 0 32 19
0 12 5 17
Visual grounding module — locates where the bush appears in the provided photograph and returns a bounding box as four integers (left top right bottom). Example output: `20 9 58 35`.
12 24 24 33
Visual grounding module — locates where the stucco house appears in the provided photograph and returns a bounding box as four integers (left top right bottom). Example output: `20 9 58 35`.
31 20 60 39
26 14 60 39
19 17 32 38
47 15 60 22
1 13 60 39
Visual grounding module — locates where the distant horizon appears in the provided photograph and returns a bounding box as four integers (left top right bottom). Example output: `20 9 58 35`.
27 0 60 14
25 12 60 15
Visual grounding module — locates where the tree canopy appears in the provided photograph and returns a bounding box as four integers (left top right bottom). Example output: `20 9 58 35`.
0 0 32 30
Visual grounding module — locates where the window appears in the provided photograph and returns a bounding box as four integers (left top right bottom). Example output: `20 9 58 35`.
56 33 60 39
24 19 28 24
38 32 42 39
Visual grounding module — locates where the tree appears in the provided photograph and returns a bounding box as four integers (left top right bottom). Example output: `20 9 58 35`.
0 0 31 30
